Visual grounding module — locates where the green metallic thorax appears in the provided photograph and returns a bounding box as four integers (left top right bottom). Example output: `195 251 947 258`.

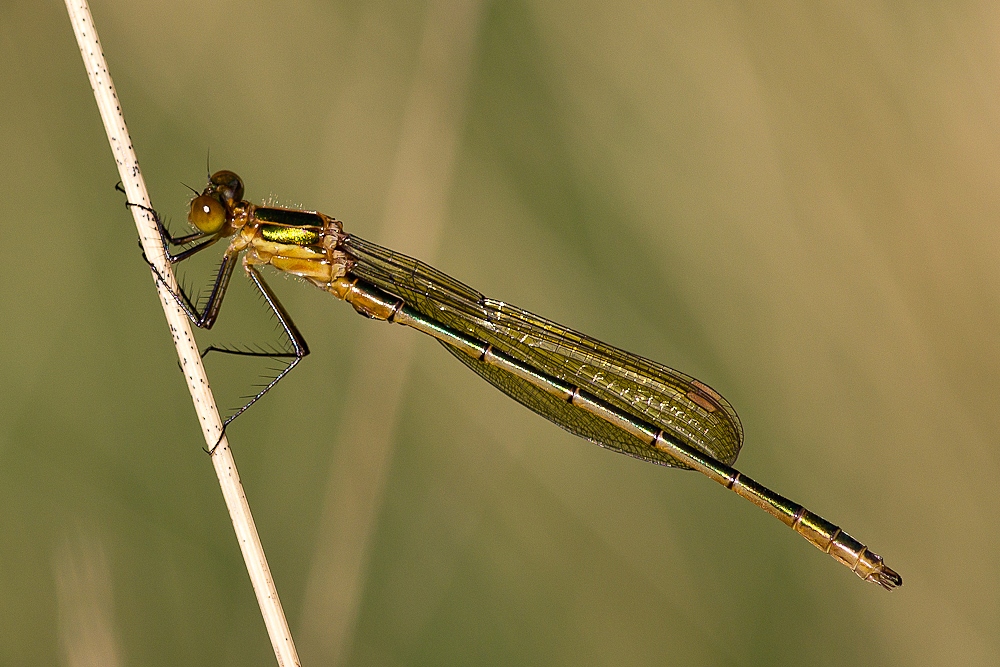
255 207 324 246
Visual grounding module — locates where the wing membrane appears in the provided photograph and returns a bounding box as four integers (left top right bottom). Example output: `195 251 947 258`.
343 234 743 467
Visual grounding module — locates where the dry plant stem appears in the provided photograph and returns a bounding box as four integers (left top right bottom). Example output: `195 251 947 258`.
63 2 300 664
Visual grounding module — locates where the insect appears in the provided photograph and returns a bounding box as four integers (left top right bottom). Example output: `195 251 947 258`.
143 169 901 589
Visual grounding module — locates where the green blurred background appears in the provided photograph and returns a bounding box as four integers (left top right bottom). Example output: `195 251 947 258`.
1 1 997 664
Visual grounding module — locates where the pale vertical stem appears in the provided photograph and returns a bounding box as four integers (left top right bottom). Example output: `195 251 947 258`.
62 2 300 664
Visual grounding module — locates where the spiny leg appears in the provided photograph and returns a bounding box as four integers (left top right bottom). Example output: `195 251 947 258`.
120 185 306 450
117 183 209 256
144 245 238 329
118 183 232 324
198 264 309 438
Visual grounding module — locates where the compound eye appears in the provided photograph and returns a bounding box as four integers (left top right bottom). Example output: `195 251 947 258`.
209 170 244 204
188 195 227 234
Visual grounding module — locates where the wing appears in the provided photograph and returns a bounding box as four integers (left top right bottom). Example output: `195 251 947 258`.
342 234 743 467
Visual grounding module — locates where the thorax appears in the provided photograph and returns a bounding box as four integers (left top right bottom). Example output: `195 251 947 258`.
235 203 352 288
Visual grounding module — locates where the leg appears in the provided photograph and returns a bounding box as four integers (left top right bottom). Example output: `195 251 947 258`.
144 245 238 329
118 182 235 326
199 264 310 429
117 182 208 256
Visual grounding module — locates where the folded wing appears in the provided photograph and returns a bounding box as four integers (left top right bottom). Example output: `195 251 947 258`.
343 235 743 467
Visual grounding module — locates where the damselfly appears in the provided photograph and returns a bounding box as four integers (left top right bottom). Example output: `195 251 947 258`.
143 169 901 589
